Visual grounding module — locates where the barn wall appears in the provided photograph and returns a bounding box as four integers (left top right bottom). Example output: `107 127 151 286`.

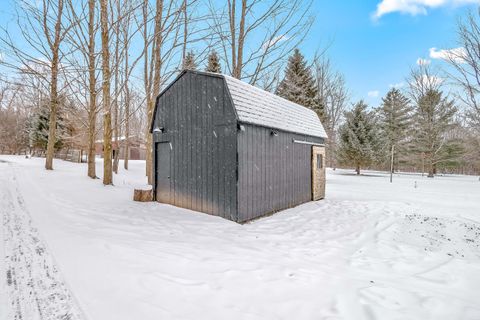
237 124 324 222
152 72 238 221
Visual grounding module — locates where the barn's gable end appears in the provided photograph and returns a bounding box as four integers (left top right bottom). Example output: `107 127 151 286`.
152 72 239 221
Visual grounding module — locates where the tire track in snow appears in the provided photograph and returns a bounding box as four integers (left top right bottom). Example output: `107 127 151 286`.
1 164 84 320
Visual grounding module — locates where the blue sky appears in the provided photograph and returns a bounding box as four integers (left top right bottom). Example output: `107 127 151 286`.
0 0 478 107
306 0 478 106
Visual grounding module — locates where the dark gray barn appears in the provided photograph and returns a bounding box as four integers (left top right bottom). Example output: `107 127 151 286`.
150 70 327 223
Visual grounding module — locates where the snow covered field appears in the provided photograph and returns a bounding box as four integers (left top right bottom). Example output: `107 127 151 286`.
1 155 480 320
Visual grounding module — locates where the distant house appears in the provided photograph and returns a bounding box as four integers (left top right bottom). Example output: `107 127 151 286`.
95 136 146 160
150 70 327 223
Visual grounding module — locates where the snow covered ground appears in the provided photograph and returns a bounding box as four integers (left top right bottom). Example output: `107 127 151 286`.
1 155 480 320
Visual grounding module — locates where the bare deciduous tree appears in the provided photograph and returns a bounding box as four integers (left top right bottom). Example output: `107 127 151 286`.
112 0 122 174
44 0 66 170
142 0 185 184
209 0 314 85
87 0 98 178
64 0 101 178
1 0 72 170
100 0 113 185
408 64 443 103
314 56 349 169
0 80 29 155
445 9 480 132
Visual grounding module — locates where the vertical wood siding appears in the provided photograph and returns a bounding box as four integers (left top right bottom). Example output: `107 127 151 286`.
152 71 326 223
153 72 238 221
237 124 324 222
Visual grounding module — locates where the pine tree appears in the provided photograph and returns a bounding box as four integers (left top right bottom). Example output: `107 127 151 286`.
206 50 221 73
276 49 324 121
182 50 197 70
411 89 461 177
337 101 380 175
29 100 65 154
377 88 412 172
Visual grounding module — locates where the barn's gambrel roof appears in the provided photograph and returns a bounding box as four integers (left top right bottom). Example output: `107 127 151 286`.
223 75 327 138
151 70 327 139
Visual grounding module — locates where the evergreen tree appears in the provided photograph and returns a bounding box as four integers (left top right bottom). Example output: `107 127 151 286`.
29 99 65 154
276 49 325 121
377 88 412 172
411 89 461 177
182 50 197 70
206 50 221 73
337 101 380 175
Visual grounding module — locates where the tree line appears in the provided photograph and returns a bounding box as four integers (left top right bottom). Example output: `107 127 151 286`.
336 47 480 177
337 69 467 177
1 0 480 183
0 0 316 185
268 46 479 177
274 14 480 178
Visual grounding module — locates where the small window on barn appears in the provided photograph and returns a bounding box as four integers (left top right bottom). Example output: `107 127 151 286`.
317 154 323 169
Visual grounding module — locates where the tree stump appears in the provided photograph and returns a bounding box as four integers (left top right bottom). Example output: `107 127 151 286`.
133 189 153 202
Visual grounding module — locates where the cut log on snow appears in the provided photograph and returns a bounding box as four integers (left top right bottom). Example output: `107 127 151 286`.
133 188 153 202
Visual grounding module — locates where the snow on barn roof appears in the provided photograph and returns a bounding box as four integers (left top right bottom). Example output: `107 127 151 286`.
223 75 327 138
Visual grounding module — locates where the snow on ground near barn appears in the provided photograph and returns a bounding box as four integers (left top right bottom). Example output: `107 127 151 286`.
1 155 480 320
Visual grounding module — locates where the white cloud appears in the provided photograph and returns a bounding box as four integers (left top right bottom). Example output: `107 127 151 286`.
416 58 431 65
373 0 479 19
262 35 289 51
429 47 467 63
389 82 405 88
368 90 380 98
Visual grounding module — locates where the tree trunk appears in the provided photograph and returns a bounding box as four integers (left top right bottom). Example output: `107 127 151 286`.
123 4 131 171
124 76 130 171
228 0 237 78
112 0 121 175
112 121 120 173
87 0 96 178
45 83 57 170
427 159 434 178
112 119 120 175
182 0 187 61
101 0 112 185
230 0 247 79
147 0 164 185
356 163 360 175
332 136 337 170
145 113 153 184
124 135 129 170
235 0 247 78
87 109 96 178
45 0 64 170
391 148 395 173
142 0 151 182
